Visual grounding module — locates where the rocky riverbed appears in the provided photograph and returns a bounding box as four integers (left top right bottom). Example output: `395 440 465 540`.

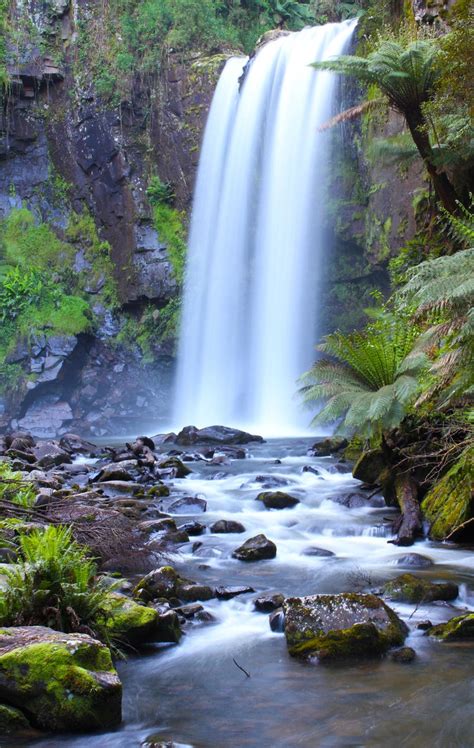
1 428 474 746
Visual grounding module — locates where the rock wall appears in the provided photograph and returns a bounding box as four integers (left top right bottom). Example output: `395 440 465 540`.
0 0 229 436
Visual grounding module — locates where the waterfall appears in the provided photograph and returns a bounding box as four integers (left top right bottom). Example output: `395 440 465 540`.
173 21 356 436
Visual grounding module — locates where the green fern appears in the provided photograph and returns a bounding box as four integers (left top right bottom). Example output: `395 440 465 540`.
299 313 427 437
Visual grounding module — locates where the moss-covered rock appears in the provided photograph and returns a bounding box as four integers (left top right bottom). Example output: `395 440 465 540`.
256 491 300 509
103 593 180 646
310 438 348 456
382 574 459 604
0 703 31 733
428 613 474 641
283 593 407 662
134 566 179 602
352 449 386 484
158 458 192 478
0 626 121 732
421 448 474 540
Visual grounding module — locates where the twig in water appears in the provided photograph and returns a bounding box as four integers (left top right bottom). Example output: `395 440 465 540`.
233 657 250 678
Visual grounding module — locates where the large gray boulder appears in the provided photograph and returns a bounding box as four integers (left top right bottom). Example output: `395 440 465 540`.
283 593 407 662
232 534 277 561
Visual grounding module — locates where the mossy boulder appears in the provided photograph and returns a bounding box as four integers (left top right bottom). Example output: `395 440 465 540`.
311 438 348 456
421 448 474 541
428 614 474 641
0 703 30 733
104 593 181 645
158 458 191 478
352 450 386 484
256 491 300 509
0 626 121 732
283 593 407 662
382 574 458 604
147 484 170 498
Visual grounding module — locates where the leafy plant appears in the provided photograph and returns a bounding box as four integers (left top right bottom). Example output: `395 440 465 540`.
312 33 460 213
0 463 36 508
0 526 117 643
299 308 427 437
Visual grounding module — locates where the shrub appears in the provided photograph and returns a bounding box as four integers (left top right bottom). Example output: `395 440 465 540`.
0 463 36 508
0 526 117 642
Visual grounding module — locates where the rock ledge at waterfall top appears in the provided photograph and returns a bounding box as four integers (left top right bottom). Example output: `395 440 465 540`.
283 593 407 662
175 425 264 446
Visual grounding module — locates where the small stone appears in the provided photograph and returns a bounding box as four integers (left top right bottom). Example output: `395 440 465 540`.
215 585 255 600
390 646 416 663
254 594 285 612
256 491 300 510
232 534 277 562
210 519 245 533
168 497 207 514
269 609 285 632
417 620 432 631
301 547 335 557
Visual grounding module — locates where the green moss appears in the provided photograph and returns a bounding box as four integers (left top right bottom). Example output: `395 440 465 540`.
147 484 170 498
0 703 30 732
102 594 160 645
0 635 121 731
428 613 474 641
421 448 474 540
289 622 389 661
383 574 458 604
152 203 187 284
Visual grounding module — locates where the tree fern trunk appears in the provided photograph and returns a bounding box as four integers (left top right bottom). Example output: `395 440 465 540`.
405 107 459 215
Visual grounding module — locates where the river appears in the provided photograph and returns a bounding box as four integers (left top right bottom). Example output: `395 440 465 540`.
24 438 474 748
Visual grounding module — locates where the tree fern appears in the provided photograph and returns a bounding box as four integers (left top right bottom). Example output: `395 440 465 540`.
299 313 427 437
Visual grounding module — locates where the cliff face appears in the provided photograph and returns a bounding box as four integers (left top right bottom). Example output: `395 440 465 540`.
0 0 439 437
0 0 229 436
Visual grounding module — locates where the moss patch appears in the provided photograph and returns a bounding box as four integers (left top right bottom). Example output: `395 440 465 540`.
383 574 458 604
421 448 474 540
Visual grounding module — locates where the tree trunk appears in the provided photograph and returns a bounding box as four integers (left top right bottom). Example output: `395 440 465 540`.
405 107 459 215
391 474 423 546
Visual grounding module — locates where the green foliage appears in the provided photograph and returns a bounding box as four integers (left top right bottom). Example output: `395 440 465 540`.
146 176 175 206
299 306 427 437
66 211 118 306
0 463 36 508
1 208 71 269
0 526 117 643
0 0 9 89
153 204 187 284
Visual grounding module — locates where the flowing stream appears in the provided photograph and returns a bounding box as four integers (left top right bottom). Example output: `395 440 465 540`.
25 439 474 748
173 21 356 435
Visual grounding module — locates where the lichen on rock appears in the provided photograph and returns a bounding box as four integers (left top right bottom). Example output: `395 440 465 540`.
283 593 407 662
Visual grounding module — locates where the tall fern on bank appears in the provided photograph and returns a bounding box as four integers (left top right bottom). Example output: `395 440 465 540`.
312 35 459 213
399 203 474 405
299 310 427 437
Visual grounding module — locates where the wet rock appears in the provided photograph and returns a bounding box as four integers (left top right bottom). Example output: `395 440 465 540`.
232 534 277 561
383 574 459 604
254 475 290 488
210 519 245 534
4 433 35 450
196 610 216 624
254 593 285 612
147 484 170 498
179 521 206 536
175 603 204 619
104 593 181 645
301 547 335 558
329 492 368 509
158 458 191 478
176 425 263 446
390 646 416 663
352 450 385 484
256 491 300 510
168 497 207 514
310 438 348 457
137 518 177 534
215 585 255 600
59 433 97 454
93 463 136 482
32 442 72 468
269 609 285 632
427 613 474 640
283 593 407 661
0 626 121 731
302 465 320 476
416 620 432 631
392 553 434 569
134 566 179 602
175 584 215 602
93 481 142 496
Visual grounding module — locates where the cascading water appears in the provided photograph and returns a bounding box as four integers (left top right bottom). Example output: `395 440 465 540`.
173 21 356 435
